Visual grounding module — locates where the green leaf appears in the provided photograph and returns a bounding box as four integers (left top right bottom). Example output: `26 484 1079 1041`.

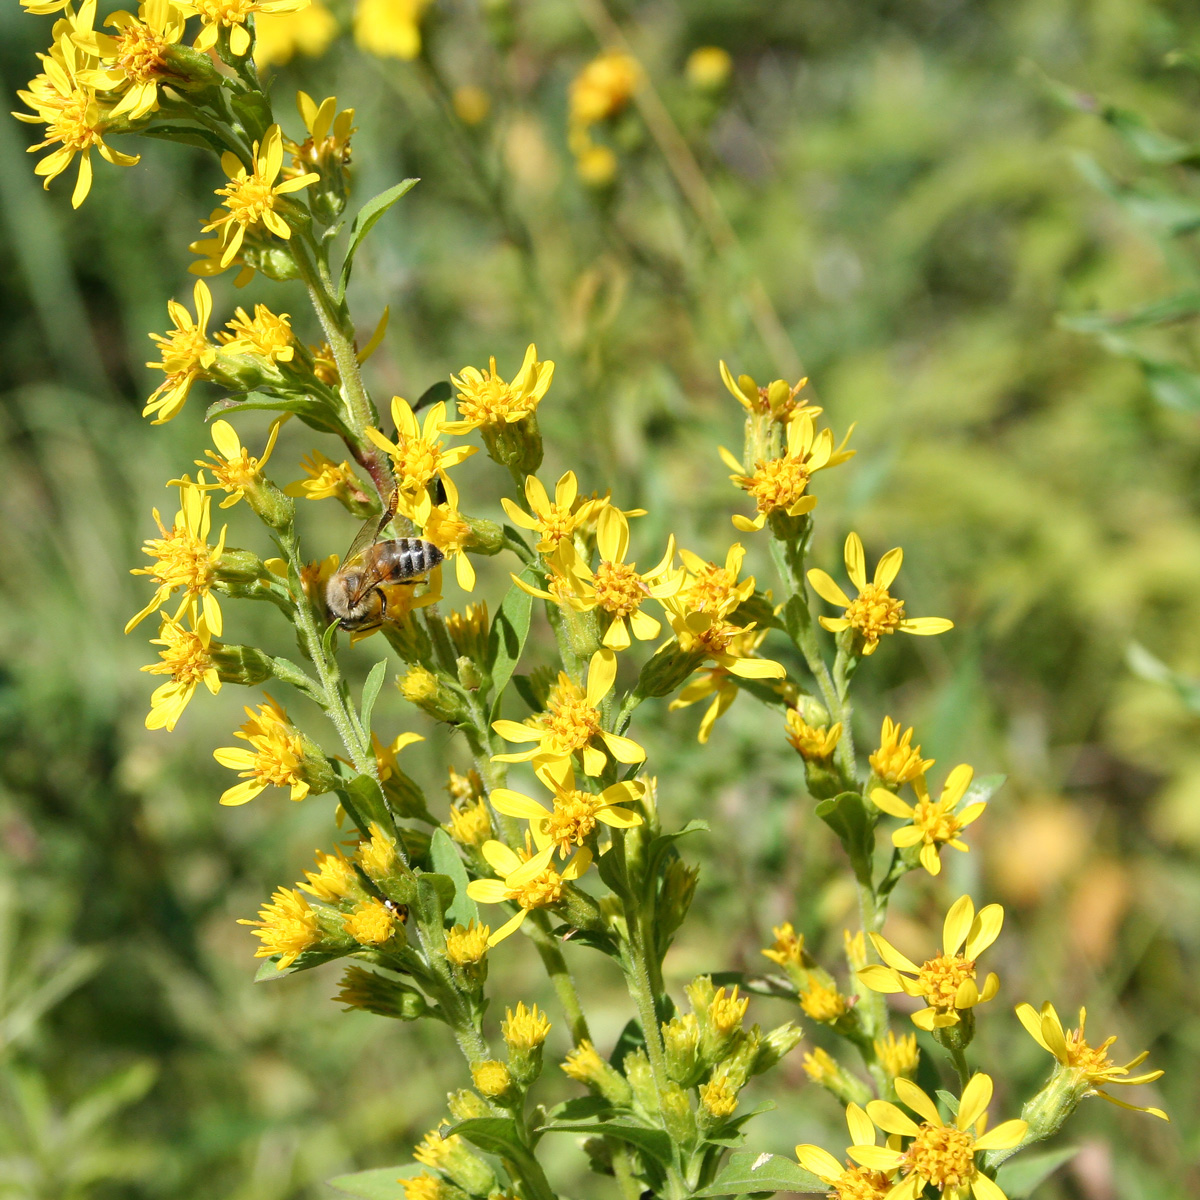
782 593 813 645
814 792 874 882
207 392 351 438
1143 358 1200 413
416 872 457 924
1060 290 1200 334
1128 642 1200 713
341 773 390 832
962 773 1005 807
994 1146 1080 1198
328 1165 423 1199
139 124 230 157
709 971 798 1000
1100 104 1200 165
545 1095 611 1121
230 90 271 142
429 829 477 926
536 1119 673 1165
360 660 388 733
268 655 324 703
413 380 452 413
445 1117 554 1191
253 946 347 981
339 178 419 296
488 571 535 718
690 1150 826 1196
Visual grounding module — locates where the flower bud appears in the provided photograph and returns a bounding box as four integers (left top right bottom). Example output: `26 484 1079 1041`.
634 642 707 699
471 1059 514 1101
658 859 698 939
444 921 490 991
662 1014 702 1086
751 1021 804 1075
334 965 427 1020
802 1047 873 1107
242 242 302 282
698 1076 739 1128
243 479 294 531
212 644 274 686
561 1040 633 1106
660 1083 696 1145
480 413 543 475
622 1048 659 1116
413 1129 497 1197
502 1002 551 1086
445 603 490 662
445 797 492 848
464 516 506 556
399 666 468 724
161 43 224 88
580 1137 614 1177
446 1089 490 1121
933 1007 976 1053
874 1030 919 1082
216 548 265 582
456 655 483 691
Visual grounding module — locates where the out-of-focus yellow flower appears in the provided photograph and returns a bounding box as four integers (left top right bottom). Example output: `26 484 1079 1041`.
453 85 490 126
142 613 221 731
204 126 319 268
365 397 477 523
490 757 644 860
354 0 430 60
871 764 986 876
143 280 218 424
762 922 806 970
785 709 842 761
575 143 618 188
795 1102 892 1199
237 886 321 969
874 1030 919 1081
807 533 953 655
195 418 284 508
858 895 1002 1031
492 648 644 775
569 51 639 127
126 476 226 634
465 835 592 945
446 344 554 435
213 696 312 806
254 1 338 67
686 46 732 91
193 0 312 58
851 1075 1027 1200
870 716 933 786
500 472 604 557
1016 1002 1167 1119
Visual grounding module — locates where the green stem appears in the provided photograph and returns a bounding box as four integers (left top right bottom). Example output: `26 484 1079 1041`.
949 1045 972 1091
527 913 592 1046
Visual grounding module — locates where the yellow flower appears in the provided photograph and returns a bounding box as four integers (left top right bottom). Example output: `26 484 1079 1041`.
489 757 644 861
254 1 338 67
344 897 399 945
445 920 490 965
284 450 366 503
188 207 256 288
213 697 312 806
203 126 319 268
446 796 492 847
874 1031 919 1081
503 1001 551 1050
365 397 478 524
143 280 219 423
446 344 555 434
699 1077 738 1118
356 819 400 883
569 51 640 127
471 1059 512 1098
286 91 356 176
686 46 733 91
353 0 430 59
870 717 933 786
15 34 140 208
762 922 806 970
800 979 848 1022
807 533 953 655
374 730 425 786
661 595 786 682
453 85 490 126
73 0 190 121
1015 1002 1167 1120
851 1075 1027 1200
858 895 1002 1031
465 835 592 945
299 848 359 902
409 500 475 592
126 476 226 635
676 543 756 615
237 886 321 969
141 613 221 731
217 303 295 364
575 142 618 188
492 649 645 775
720 413 845 532
193 0 313 58
719 361 819 425
801 1047 840 1085
667 626 774 743
195 418 284 508
795 1102 893 1200
871 765 986 876
500 472 605 557
785 709 842 761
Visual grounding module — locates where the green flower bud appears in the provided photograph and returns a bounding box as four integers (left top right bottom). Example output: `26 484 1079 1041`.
622 1048 659 1117
212 644 274 686
751 1021 804 1075
399 666 469 724
660 1083 696 1146
334 965 427 1020
215 548 265 582
662 1014 702 1086
561 1040 633 1106
446 1089 490 1121
634 641 707 699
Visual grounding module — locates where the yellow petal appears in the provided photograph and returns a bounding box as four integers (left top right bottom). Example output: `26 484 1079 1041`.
864 1100 919 1138
874 546 903 589
870 788 913 819
489 789 548 820
585 648 617 706
899 617 954 635
895 1079 941 1126
807 568 851 608
844 532 866 591
957 1072 993 1130
793 1146 841 1184
965 902 1004 958
943 894 976 956
974 1119 1027 1151
970 1174 1010 1200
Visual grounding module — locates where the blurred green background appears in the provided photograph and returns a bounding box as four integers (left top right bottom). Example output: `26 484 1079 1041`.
1 0 1197 1196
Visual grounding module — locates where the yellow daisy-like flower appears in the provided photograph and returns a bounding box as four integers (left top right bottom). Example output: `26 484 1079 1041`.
143 280 218 424
192 0 312 58
1015 1002 1167 1120
500 471 606 557
237 886 321 969
858 895 1002 1031
719 361 820 425
287 91 356 176
126 475 227 635
851 1075 1027 1200
213 696 312 806
720 413 846 533
875 1030 920 1081
343 897 399 945
365 397 478 524
217 303 295 364
188 207 256 288
492 648 645 775
72 0 190 121
353 0 430 59
667 626 774 743
446 343 555 434
522 506 681 650
800 979 849 1022
253 2 338 68
795 1101 893 1200
194 417 283 508
569 50 640 128
14 34 141 208
284 450 367 504
465 836 592 946
676 543 757 615
141 613 221 731
408 500 475 592
870 716 933 786
299 848 359 902
489 757 645 862
203 126 320 268
785 709 842 761
870 765 985 877
807 533 953 656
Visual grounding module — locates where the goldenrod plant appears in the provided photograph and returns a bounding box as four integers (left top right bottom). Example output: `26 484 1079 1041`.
12 5 1171 1200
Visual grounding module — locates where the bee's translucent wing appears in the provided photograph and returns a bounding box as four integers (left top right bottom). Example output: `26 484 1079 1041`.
342 487 398 566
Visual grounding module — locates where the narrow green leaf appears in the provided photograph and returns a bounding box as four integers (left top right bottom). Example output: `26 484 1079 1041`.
708 971 798 1000
328 1166 422 1199
253 946 347 981
1060 290 1200 334
814 792 874 882
341 773 390 831
994 1145 1080 1198
415 872 457 924
643 819 709 882
413 380 452 413
270 655 324 703
962 773 1005 807
139 124 230 157
690 1150 825 1196
230 90 271 142
429 830 477 926
206 392 351 437
360 660 388 733
536 1119 673 1166
488 570 535 718
339 178 419 296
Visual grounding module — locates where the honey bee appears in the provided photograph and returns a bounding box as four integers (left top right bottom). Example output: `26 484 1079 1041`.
326 491 443 631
